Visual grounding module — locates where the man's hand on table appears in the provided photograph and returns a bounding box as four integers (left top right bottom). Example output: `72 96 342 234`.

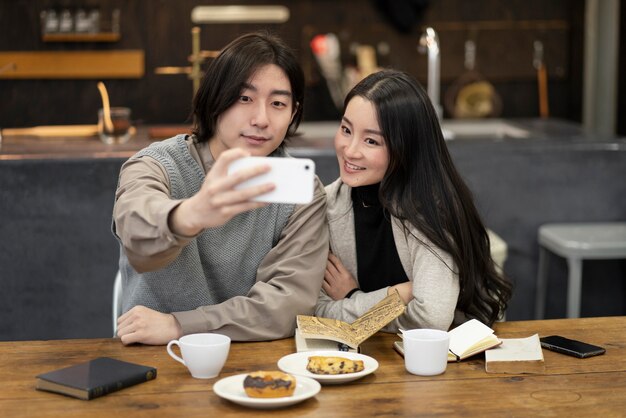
117 305 183 345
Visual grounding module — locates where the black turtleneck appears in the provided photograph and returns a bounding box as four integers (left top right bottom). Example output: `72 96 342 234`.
351 183 409 292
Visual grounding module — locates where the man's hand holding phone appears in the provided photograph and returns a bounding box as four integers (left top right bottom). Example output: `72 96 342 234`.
170 150 315 236
169 149 275 236
227 156 316 204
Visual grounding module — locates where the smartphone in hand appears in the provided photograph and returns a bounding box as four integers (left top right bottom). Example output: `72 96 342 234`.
227 156 316 204
540 335 606 358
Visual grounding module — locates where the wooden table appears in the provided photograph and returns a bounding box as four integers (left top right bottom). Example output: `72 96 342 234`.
1 317 625 417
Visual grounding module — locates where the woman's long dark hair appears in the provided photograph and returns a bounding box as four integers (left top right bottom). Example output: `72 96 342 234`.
345 70 512 325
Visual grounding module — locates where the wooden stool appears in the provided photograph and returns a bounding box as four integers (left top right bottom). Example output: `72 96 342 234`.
535 222 626 319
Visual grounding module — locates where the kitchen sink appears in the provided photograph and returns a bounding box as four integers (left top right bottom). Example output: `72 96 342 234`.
441 119 531 140
296 119 532 146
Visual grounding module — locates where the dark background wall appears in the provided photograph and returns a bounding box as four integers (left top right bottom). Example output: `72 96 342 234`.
0 159 123 341
2 138 624 341
618 3 626 136
1 0 585 127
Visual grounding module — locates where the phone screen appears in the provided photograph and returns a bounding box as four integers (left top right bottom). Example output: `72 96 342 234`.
540 335 606 358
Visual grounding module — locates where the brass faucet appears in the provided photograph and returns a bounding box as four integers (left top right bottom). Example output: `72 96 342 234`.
154 26 219 97
418 27 441 119
155 6 290 98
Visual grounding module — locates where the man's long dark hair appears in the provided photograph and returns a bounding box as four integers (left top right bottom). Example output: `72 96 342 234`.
345 70 512 325
192 32 305 148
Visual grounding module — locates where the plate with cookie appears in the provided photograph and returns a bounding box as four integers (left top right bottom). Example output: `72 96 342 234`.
277 351 379 384
213 370 320 409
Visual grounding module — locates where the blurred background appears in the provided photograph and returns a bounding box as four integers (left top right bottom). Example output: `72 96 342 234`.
0 0 624 341
3 0 622 130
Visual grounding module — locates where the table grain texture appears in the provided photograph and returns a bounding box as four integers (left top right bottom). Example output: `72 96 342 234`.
1 317 625 417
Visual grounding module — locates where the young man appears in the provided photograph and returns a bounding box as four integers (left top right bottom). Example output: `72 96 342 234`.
113 32 329 345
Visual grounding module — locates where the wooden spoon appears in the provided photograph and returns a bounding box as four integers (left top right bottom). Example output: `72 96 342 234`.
97 81 114 132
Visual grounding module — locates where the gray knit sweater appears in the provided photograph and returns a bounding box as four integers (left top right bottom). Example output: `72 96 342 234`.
117 135 295 314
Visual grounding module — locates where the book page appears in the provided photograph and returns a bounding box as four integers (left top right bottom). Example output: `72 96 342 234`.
485 334 545 374
294 328 358 352
296 315 359 348
350 291 406 340
448 319 496 357
485 334 544 362
297 291 405 349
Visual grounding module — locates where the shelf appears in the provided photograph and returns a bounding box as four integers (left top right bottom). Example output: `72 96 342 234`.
42 32 120 43
0 50 144 79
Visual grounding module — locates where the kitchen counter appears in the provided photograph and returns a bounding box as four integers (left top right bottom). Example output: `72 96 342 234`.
0 126 163 160
1 119 625 341
2 119 624 160
0 124 338 160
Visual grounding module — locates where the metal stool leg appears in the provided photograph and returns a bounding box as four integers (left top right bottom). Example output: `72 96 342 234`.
535 246 549 319
566 257 583 318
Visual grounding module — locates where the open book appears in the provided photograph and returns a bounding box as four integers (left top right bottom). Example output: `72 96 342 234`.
393 318 502 362
295 291 406 352
485 334 545 374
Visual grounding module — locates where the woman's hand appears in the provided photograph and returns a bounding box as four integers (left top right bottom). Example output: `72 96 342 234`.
169 148 275 236
388 281 413 305
323 252 359 300
117 305 183 345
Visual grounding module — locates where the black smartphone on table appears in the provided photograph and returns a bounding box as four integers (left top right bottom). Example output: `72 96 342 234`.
540 335 606 358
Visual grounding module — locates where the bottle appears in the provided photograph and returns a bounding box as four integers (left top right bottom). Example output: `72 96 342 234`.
58 8 73 33
75 8 91 33
43 9 59 34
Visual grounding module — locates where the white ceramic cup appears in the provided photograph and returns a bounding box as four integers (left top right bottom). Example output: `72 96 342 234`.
403 329 450 376
166 333 231 379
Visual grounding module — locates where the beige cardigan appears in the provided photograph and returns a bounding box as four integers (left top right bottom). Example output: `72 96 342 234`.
315 179 460 332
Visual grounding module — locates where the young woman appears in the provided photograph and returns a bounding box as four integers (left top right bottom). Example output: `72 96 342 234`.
315 69 512 331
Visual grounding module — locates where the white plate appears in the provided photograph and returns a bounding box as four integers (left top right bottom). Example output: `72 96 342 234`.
277 350 379 385
213 373 320 409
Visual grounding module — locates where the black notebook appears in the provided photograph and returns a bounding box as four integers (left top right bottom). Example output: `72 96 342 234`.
36 357 156 400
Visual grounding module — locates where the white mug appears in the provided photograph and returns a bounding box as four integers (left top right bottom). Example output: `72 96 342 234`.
167 333 231 379
403 329 450 376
